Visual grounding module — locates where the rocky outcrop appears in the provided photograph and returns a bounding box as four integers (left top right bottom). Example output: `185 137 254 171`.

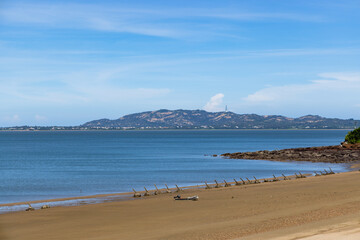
221 144 360 163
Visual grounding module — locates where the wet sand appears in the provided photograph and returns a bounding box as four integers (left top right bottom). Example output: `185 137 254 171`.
1 170 359 240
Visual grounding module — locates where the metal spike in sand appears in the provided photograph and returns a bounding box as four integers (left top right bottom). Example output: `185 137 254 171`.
295 173 301 179
329 168 335 174
175 184 181 192
132 188 141 198
272 174 279 182
253 176 260 184
224 180 231 187
154 184 161 195
205 182 212 189
314 172 321 177
234 178 241 186
214 180 221 188
282 174 289 180
324 169 329 175
246 177 252 184
143 187 150 196
165 184 172 193
240 178 247 185
299 172 306 178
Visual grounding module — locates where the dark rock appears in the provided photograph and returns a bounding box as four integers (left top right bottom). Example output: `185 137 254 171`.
220 145 360 163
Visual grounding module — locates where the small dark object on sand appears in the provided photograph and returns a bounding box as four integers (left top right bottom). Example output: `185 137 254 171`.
174 195 199 201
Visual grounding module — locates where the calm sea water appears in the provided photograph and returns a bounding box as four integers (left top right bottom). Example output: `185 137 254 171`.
0 130 350 204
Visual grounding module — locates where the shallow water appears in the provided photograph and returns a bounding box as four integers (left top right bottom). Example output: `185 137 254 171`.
0 130 350 205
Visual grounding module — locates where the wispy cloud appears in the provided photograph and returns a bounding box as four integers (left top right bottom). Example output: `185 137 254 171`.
191 10 324 22
0 82 171 106
0 2 183 38
0 2 325 38
242 72 360 117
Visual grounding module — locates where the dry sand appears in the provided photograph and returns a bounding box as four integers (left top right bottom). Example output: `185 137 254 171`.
1 171 359 240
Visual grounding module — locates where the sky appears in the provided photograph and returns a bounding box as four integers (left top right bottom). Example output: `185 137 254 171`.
1 0 360 126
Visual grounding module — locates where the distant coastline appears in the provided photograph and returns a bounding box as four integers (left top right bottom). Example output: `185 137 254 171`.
0 127 356 131
1 109 359 130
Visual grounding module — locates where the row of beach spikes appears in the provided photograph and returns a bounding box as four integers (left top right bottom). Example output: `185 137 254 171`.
132 168 335 197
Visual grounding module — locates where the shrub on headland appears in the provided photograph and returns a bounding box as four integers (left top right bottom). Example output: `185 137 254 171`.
345 127 360 144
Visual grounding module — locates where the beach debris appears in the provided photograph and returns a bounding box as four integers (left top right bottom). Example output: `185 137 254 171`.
299 172 306 178
240 178 247 185
26 203 35 211
41 204 50 209
214 180 221 188
295 173 301 179
314 172 321 176
323 169 330 175
224 180 231 187
143 187 150 196
205 181 212 189
329 168 335 174
246 177 252 184
132 188 141 198
272 174 279 182
263 178 269 182
165 184 172 193
253 176 260 184
154 184 161 195
234 178 241 186
174 195 199 201
282 174 289 180
175 184 182 192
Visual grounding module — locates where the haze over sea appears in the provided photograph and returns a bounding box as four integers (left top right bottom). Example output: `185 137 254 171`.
0 130 349 204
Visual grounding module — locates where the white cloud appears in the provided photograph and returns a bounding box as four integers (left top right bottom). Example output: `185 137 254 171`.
204 93 225 112
244 72 360 103
242 72 360 117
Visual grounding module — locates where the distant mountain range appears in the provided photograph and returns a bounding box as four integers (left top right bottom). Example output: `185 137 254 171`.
81 109 358 129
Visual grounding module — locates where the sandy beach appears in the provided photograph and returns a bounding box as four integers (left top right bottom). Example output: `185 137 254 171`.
1 170 359 240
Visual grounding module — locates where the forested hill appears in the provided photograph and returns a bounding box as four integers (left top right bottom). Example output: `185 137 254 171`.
81 109 358 129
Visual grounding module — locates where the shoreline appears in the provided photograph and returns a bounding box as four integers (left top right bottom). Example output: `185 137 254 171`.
1 170 359 240
1 160 356 213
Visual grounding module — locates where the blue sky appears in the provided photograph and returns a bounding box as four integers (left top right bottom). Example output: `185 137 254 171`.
1 0 360 126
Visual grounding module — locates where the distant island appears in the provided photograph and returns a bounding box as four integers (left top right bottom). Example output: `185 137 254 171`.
1 109 359 130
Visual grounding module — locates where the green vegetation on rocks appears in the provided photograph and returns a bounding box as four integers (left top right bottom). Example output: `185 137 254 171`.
345 127 360 144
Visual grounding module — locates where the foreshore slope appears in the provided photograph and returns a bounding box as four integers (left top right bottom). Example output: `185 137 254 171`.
1 170 359 240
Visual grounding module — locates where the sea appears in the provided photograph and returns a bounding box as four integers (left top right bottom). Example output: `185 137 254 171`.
0 130 351 205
